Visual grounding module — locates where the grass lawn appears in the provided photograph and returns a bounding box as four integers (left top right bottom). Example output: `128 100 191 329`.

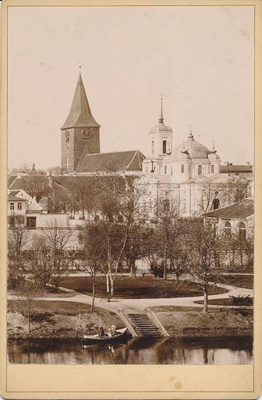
8 299 116 317
61 275 228 299
213 274 253 289
7 300 123 339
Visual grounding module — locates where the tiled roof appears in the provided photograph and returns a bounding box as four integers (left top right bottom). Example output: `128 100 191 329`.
9 190 20 196
76 150 145 173
9 175 48 191
61 73 100 130
8 194 27 202
203 198 254 219
8 175 18 186
220 165 253 173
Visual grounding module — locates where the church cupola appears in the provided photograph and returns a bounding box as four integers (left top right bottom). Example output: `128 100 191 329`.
148 98 173 158
61 71 100 174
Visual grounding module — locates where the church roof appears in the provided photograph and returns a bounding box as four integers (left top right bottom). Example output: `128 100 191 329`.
61 73 100 130
203 198 254 220
173 131 213 160
76 150 145 173
149 122 173 135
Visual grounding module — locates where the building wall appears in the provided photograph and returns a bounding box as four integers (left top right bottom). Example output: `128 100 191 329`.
8 200 26 216
61 126 100 173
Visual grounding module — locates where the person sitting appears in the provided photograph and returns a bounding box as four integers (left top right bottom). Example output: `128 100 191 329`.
108 325 116 336
98 327 105 336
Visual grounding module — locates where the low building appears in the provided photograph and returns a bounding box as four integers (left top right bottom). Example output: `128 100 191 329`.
203 198 254 238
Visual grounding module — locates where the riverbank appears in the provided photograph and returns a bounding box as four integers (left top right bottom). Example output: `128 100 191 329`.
7 299 253 341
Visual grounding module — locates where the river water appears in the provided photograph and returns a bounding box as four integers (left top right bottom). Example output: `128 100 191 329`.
8 337 253 365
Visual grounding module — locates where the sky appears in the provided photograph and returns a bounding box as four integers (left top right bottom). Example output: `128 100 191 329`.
7 5 254 170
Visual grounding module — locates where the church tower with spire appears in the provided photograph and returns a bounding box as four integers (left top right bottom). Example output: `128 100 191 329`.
61 72 100 173
148 98 173 158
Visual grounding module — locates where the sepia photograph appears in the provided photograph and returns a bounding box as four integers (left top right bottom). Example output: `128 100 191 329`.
1 0 261 398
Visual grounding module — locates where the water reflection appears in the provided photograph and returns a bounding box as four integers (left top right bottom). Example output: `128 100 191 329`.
8 337 253 365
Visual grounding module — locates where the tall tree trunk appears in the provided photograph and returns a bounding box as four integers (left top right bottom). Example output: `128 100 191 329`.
106 273 110 293
163 244 167 280
109 274 114 297
91 281 95 312
130 260 136 276
28 304 31 335
203 287 208 314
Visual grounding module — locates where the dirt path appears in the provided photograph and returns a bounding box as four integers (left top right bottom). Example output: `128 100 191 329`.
8 282 253 313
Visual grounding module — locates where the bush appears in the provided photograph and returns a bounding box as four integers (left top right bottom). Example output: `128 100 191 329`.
7 274 25 290
31 311 54 323
229 295 253 306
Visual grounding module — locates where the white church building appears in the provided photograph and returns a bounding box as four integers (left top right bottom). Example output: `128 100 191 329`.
137 101 252 219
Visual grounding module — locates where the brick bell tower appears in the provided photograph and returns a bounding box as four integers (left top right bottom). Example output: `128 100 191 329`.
61 72 100 173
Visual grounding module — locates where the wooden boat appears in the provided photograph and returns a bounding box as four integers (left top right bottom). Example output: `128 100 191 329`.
83 328 127 343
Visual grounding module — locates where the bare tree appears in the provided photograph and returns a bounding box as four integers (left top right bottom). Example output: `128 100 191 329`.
8 225 29 289
95 174 146 297
8 224 29 256
77 223 107 311
41 219 73 290
184 220 223 313
27 234 52 289
17 280 40 337
197 177 251 215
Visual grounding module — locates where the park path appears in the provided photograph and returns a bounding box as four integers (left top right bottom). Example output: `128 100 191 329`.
8 278 253 313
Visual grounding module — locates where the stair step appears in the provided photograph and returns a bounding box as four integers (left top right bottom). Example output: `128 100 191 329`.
126 312 163 338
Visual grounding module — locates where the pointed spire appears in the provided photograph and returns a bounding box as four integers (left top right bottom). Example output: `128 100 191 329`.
188 123 194 139
158 97 164 124
61 71 100 130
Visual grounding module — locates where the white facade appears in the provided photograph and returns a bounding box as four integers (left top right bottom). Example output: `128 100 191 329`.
138 108 252 218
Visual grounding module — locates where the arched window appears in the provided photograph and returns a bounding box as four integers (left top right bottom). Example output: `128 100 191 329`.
198 165 202 175
181 164 184 173
164 165 167 174
224 221 231 236
171 166 173 176
151 141 154 155
238 221 246 240
163 140 167 154
211 164 214 173
118 214 124 223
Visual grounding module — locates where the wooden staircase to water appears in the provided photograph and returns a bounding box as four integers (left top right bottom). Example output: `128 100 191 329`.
118 311 169 338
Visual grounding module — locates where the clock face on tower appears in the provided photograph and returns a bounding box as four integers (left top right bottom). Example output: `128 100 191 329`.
65 130 70 143
82 129 92 141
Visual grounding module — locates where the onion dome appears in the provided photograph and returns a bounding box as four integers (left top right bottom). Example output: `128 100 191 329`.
173 130 211 160
208 144 220 160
